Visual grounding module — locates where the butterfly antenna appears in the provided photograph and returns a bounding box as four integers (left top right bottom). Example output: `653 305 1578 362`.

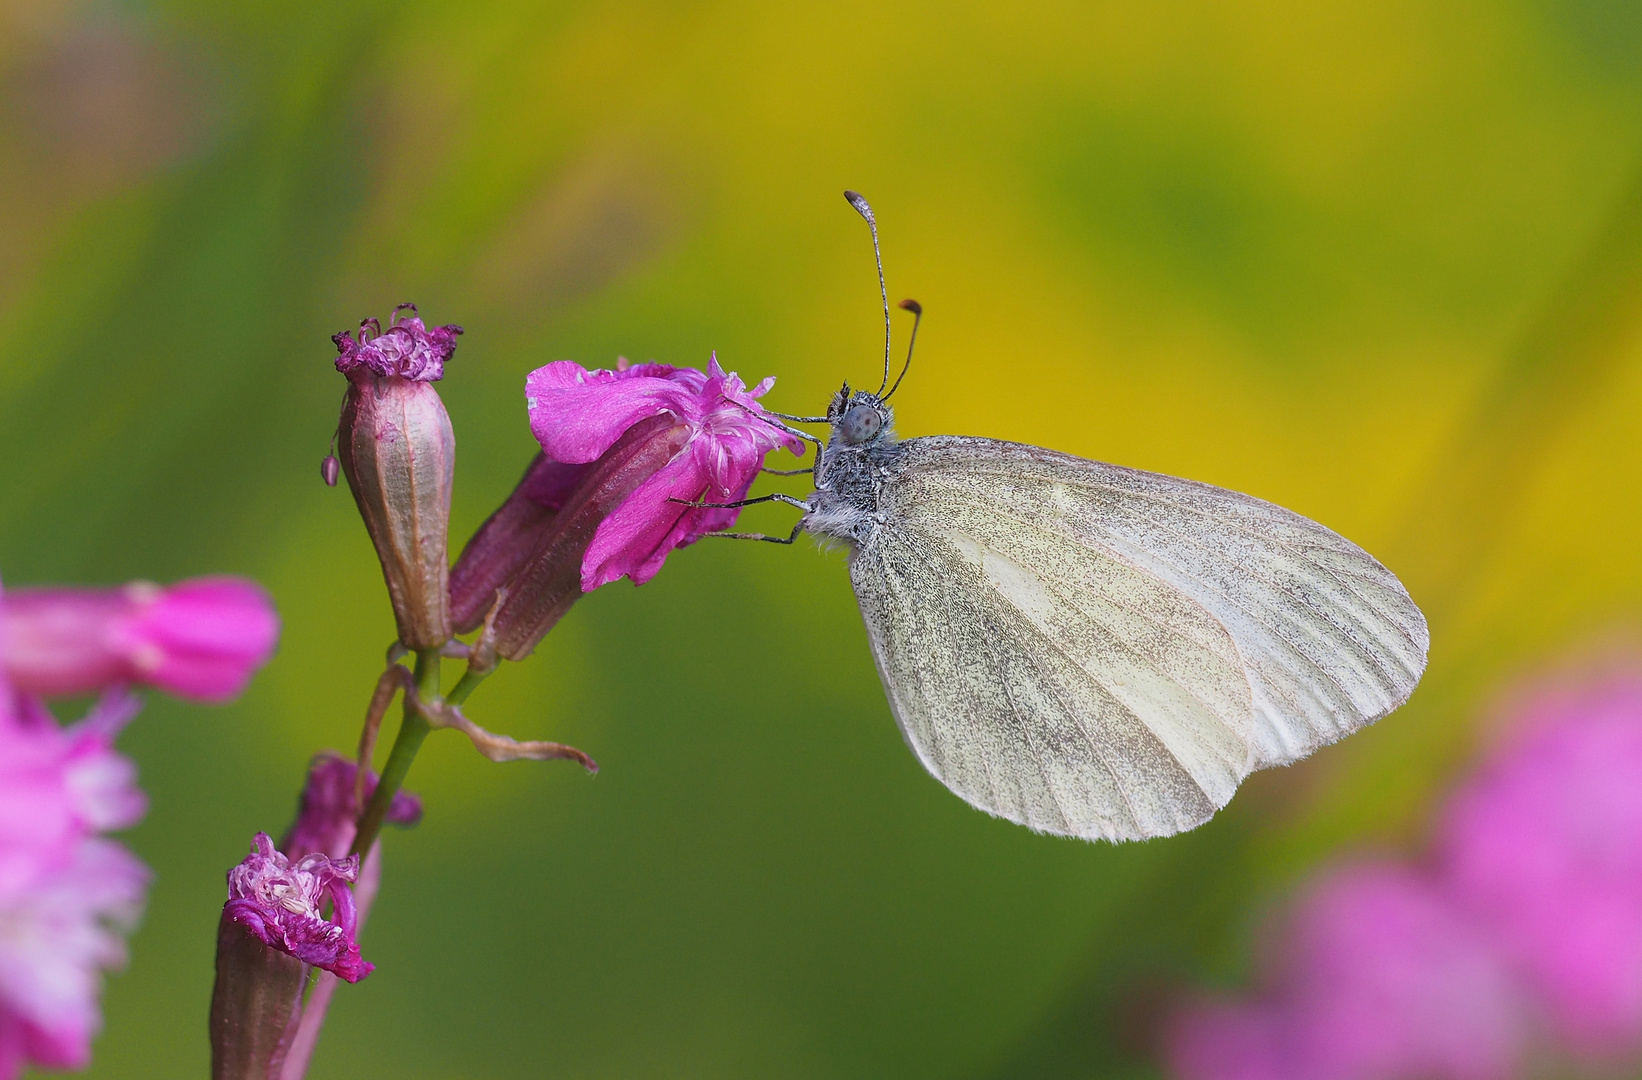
884 299 921 401
844 190 893 397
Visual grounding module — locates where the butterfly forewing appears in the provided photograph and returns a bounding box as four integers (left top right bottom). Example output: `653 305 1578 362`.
850 436 1428 841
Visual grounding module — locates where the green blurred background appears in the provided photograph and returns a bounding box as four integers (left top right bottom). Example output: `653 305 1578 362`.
4 0 1642 1075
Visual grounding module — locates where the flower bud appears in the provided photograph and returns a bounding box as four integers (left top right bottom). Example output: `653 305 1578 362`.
490 413 691 660
209 908 306 1080
281 752 422 860
332 308 461 651
449 452 583 634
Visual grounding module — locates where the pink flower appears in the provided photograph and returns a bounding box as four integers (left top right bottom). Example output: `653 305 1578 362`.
2 577 279 703
332 304 462 382
0 692 145 898
462 416 690 660
1436 671 1642 1059
1282 862 1524 1080
525 355 803 590
280 753 422 861
1166 862 1523 1080
0 839 148 1075
1166 1000 1288 1080
0 648 149 1078
223 834 372 983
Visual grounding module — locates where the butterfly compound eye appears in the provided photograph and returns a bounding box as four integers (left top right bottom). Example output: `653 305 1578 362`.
840 403 883 445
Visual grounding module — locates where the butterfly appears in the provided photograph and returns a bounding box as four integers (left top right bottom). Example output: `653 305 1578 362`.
710 192 1428 843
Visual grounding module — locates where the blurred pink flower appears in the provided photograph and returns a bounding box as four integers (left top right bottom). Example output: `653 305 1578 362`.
1166 862 1523 1080
524 355 803 590
1166 1000 1288 1080
2 577 279 703
0 634 149 1078
0 839 148 1075
0 691 144 897
280 753 422 861
1282 862 1525 1080
223 834 372 983
1436 671 1642 1059
1 563 277 1077
332 304 462 382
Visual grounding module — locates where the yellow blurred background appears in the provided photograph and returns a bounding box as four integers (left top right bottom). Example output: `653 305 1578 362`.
3 0 1642 1076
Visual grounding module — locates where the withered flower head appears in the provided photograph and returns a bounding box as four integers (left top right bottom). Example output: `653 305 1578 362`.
331 305 461 651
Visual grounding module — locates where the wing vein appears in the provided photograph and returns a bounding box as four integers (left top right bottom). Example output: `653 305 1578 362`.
957 525 1242 736
943 460 1424 657
968 497 1360 715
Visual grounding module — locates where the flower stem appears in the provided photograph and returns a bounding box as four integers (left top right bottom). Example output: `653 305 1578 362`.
445 665 490 707
352 649 440 857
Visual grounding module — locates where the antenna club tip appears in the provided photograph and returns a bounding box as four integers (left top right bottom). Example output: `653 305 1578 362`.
843 190 875 223
898 298 922 314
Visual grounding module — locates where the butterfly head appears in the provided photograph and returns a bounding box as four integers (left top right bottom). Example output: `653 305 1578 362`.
828 381 895 447
836 191 920 444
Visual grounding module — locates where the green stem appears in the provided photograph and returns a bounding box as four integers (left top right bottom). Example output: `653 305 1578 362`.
445 665 490 706
352 649 440 857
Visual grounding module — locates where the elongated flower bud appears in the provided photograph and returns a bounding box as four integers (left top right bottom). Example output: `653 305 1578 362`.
209 910 306 1080
490 413 691 660
332 308 461 651
448 453 566 634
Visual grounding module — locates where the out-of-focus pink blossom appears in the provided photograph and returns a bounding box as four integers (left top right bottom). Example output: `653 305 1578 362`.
1164 661 1642 1080
2 577 279 703
281 753 422 861
224 834 372 983
2 568 274 1077
1436 672 1642 1059
0 839 148 1074
1166 863 1524 1080
524 355 803 590
0 588 150 1080
332 304 461 382
1282 862 1525 1080
0 691 144 898
1166 1000 1288 1080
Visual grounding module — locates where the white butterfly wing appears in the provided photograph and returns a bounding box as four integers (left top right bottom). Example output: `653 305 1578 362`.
849 436 1428 842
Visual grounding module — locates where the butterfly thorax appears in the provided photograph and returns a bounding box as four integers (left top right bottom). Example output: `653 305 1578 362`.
803 387 903 547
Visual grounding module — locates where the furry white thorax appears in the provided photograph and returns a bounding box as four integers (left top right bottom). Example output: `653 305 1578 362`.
800 387 903 547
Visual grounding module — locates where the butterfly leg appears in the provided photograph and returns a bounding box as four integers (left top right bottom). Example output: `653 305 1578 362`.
669 493 811 511
705 521 806 545
760 466 815 476
729 402 826 453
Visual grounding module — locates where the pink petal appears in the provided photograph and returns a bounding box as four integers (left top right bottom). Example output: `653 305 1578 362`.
580 452 709 591
121 578 279 703
526 362 702 464
0 591 125 698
